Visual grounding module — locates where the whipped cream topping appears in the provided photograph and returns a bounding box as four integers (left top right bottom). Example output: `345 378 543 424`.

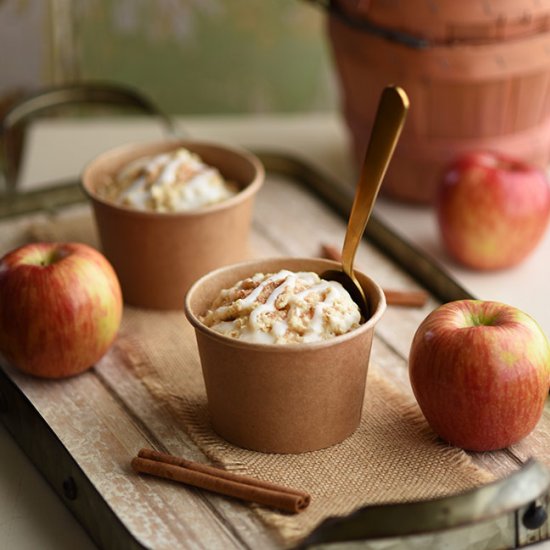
201 270 362 344
99 148 237 212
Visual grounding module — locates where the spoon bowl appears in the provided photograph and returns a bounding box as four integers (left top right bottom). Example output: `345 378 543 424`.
321 85 409 319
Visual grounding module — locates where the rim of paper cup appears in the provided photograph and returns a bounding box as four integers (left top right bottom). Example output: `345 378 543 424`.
81 139 265 219
184 257 387 352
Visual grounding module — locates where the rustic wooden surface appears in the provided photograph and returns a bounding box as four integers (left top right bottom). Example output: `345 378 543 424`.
0 171 548 549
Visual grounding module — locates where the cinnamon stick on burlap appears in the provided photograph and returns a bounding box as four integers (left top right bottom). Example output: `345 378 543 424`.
320 243 428 308
131 448 311 513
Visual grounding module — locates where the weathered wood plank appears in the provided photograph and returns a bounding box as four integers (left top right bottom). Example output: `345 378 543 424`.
9 356 278 549
95 343 279 550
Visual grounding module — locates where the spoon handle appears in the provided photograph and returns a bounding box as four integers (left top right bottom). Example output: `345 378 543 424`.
341 85 409 277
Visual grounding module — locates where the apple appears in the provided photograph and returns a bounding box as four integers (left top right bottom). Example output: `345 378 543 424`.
409 299 550 451
0 242 122 378
437 151 550 270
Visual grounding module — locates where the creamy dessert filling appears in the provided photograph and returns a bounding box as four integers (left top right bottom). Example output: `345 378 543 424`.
201 270 362 344
97 148 237 212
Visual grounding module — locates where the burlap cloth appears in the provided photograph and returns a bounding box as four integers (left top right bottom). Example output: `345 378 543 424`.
29 211 495 546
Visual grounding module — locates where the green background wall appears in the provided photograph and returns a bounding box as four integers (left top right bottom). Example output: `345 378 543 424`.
73 0 337 114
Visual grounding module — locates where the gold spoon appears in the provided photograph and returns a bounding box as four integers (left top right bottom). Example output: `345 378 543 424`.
321 85 409 319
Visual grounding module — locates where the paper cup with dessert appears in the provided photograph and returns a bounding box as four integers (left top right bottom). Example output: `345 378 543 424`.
82 140 264 309
185 256 386 453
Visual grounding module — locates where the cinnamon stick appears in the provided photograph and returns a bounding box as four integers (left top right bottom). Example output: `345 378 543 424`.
131 448 310 513
381 288 428 308
320 243 428 308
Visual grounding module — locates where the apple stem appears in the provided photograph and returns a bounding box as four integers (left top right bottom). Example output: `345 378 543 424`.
21 246 70 268
468 312 496 327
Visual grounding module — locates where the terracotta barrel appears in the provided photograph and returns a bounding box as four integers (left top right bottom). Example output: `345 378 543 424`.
328 1 550 203
340 0 550 43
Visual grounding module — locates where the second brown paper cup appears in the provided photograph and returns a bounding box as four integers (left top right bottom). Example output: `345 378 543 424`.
82 140 264 309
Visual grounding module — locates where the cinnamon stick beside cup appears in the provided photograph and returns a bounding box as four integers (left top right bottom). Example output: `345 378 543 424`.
320 243 428 308
131 448 311 513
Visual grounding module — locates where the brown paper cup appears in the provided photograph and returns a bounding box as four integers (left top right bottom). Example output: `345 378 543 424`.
82 140 264 309
184 257 386 453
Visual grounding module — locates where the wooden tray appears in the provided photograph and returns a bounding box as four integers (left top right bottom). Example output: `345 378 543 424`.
1 153 549 549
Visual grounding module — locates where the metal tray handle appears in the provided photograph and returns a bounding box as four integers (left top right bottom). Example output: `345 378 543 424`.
297 459 550 547
0 81 176 193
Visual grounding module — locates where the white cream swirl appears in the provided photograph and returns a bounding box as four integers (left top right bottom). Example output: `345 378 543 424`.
100 148 237 212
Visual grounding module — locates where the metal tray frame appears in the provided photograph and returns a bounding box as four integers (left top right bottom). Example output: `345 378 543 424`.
1 82 549 548
1 154 549 549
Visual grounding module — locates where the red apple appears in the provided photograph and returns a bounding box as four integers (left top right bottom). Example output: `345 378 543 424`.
0 242 122 378
437 151 550 270
409 300 550 451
